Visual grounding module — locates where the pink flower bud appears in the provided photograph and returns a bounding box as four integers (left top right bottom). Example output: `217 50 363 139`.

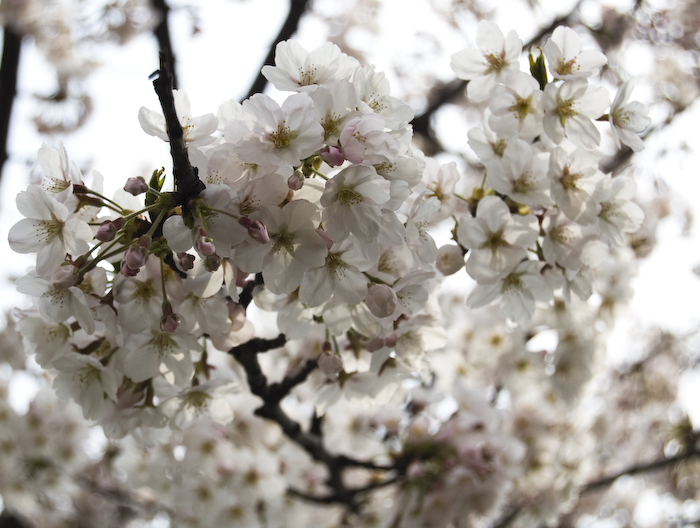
95 217 124 242
124 176 149 196
436 244 465 276
51 264 79 290
195 228 216 256
247 220 270 244
288 173 304 191
320 146 345 167
124 243 149 271
120 260 140 277
365 284 397 318
317 353 343 380
316 228 334 250
160 302 181 333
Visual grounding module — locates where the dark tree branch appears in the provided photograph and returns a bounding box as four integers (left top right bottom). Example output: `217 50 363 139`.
267 358 318 402
410 4 583 153
580 448 700 494
239 272 264 309
151 0 178 89
0 510 33 528
228 333 398 512
0 25 21 179
152 54 204 198
243 0 311 100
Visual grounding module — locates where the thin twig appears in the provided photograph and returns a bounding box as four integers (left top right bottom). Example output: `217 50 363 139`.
580 448 700 493
0 24 21 179
151 54 204 197
151 0 178 89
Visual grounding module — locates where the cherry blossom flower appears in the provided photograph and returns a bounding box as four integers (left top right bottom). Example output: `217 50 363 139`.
458 196 538 283
451 21 523 102
9 185 93 278
543 26 607 80
609 79 651 153
321 165 393 244
543 80 610 149
488 72 544 140
139 89 218 147
228 93 324 169
261 40 359 91
467 260 552 324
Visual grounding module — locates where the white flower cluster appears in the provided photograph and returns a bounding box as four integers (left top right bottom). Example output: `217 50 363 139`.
6 25 651 525
451 21 650 323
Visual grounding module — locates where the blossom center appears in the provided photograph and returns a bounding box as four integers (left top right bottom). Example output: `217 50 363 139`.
556 99 578 126
484 51 506 73
272 231 295 254
556 58 579 76
509 95 534 121
337 187 363 206
269 123 295 149
560 167 583 191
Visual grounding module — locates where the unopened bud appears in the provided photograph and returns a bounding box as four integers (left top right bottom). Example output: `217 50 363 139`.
195 228 216 256
288 173 304 191
160 302 181 333
320 146 345 167
317 353 343 381
95 217 125 242
124 176 149 196
51 264 80 290
316 228 333 250
120 260 140 277
436 244 465 276
240 218 269 244
365 284 397 318
124 242 149 271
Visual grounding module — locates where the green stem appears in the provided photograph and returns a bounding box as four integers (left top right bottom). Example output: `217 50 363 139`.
146 208 169 238
208 207 240 220
363 272 391 286
454 193 471 203
311 169 328 180
82 189 125 212
78 234 126 276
